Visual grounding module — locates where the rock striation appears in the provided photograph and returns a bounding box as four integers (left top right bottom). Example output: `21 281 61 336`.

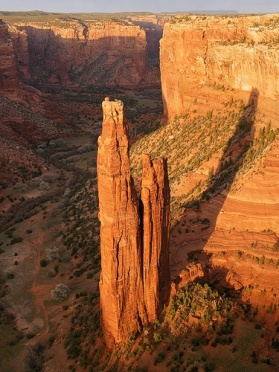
97 97 170 347
160 14 279 120
141 154 170 320
8 19 160 89
158 13 279 307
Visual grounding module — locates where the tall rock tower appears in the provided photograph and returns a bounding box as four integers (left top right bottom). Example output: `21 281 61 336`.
97 97 170 347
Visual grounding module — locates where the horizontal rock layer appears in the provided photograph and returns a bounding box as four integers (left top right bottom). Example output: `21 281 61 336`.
159 14 279 297
161 14 279 120
8 19 160 88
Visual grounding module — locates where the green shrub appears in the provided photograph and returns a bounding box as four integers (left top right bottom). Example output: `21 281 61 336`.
26 333 35 339
154 351 165 365
204 362 215 371
48 270 56 278
40 259 48 267
10 236 23 244
48 335 55 348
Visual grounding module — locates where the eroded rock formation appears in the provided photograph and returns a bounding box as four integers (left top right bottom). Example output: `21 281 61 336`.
160 14 279 120
141 154 170 319
159 13 279 305
7 19 159 89
97 98 170 346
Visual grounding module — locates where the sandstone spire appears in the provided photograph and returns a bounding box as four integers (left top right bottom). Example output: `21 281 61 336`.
97 97 170 347
141 154 170 321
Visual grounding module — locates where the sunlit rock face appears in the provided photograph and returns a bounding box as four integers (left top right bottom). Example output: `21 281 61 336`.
160 14 279 121
160 14 279 307
97 97 170 347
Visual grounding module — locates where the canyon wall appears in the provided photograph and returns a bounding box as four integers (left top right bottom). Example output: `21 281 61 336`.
160 14 279 120
158 13 279 300
0 21 20 96
8 19 159 89
127 15 166 67
97 98 170 347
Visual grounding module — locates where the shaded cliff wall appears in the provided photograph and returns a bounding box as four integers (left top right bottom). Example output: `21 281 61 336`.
127 15 165 67
97 98 170 347
10 19 160 88
0 21 20 96
160 14 279 120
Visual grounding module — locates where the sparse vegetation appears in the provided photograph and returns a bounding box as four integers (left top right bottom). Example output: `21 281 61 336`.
63 293 100 365
61 172 100 278
51 283 70 301
0 11 278 372
24 343 45 372
130 97 263 220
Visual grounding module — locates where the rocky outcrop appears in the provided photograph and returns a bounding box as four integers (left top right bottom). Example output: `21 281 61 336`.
9 19 160 88
173 263 204 292
160 14 279 120
97 98 170 347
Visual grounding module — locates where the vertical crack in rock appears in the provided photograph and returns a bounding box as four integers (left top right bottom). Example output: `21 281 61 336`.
141 153 170 321
97 97 170 347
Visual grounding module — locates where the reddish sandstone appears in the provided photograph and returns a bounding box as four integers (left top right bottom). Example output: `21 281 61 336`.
160 14 279 121
97 98 170 347
141 154 170 320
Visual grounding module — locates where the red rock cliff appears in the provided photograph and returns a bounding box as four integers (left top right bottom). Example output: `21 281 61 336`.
158 13 279 304
10 19 159 88
160 14 279 120
97 98 170 346
0 21 20 96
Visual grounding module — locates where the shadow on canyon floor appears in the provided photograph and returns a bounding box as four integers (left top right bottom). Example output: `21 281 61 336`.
172 87 259 287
